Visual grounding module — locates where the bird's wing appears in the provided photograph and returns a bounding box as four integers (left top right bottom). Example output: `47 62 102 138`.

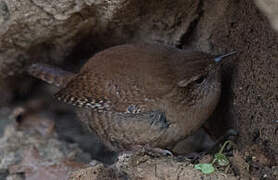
54 43 214 113
54 65 174 113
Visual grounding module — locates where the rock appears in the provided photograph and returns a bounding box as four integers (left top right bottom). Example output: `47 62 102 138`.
255 0 278 31
0 114 91 179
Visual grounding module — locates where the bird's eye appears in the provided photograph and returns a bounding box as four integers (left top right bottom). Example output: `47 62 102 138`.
196 75 206 84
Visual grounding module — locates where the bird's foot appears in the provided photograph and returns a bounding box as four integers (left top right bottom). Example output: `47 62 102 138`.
131 145 173 157
144 146 174 157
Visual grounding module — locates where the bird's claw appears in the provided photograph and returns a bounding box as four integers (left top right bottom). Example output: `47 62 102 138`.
143 146 173 157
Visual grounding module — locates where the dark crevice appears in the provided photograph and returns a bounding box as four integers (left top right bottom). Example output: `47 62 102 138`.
205 63 237 139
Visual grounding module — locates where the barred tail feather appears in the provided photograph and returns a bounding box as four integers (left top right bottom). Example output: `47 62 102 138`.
26 63 74 88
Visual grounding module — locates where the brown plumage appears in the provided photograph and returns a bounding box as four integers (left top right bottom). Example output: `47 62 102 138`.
27 43 235 152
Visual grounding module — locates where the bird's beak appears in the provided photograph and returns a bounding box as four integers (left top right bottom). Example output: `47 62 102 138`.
214 51 237 62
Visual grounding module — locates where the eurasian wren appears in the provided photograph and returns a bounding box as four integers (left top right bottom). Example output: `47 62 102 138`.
27 43 235 153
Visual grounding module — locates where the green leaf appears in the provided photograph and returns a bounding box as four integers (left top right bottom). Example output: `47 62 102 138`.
194 163 215 174
214 153 230 166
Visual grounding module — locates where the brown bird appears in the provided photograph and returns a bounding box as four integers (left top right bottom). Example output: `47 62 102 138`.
27 43 235 154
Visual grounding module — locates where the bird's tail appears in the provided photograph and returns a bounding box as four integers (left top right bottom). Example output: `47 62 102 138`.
26 63 74 88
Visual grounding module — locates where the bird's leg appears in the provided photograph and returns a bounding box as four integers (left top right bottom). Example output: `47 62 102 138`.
131 144 173 156
143 145 174 156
